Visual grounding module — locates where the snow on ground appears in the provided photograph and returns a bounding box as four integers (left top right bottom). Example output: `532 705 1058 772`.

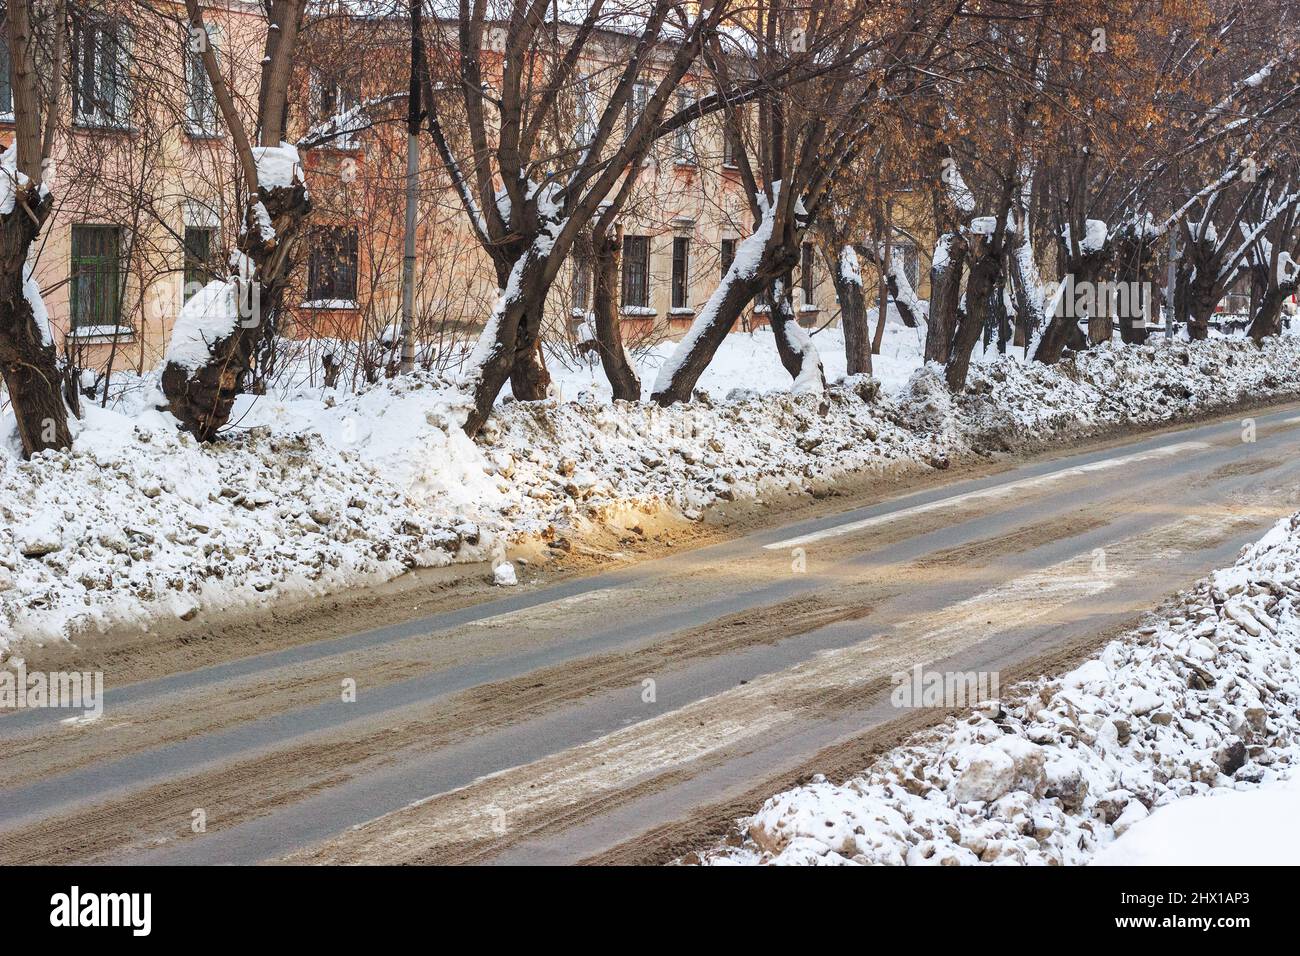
695 511 1300 867
544 320 928 402
1091 775 1300 865
4 331 1300 652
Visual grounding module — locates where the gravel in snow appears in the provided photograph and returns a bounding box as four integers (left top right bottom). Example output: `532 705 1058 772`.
4 334 1300 653
694 510 1300 866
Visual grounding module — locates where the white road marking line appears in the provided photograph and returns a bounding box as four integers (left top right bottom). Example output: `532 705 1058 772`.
763 441 1211 550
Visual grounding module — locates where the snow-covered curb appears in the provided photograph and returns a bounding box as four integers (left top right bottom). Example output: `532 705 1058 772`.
4 336 1300 653
694 509 1300 866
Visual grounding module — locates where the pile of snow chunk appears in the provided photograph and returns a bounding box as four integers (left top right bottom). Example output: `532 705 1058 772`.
0 377 494 649
697 512 1300 866
6 334 1300 652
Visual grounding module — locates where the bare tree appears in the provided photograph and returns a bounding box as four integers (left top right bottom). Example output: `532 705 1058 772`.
1 0 76 457
651 0 957 405
159 0 312 440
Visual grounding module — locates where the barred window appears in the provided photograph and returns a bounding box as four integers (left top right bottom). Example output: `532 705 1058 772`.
306 227 359 304
70 226 123 330
621 236 650 309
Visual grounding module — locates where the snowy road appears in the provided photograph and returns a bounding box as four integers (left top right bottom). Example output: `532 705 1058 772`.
4 402 1300 864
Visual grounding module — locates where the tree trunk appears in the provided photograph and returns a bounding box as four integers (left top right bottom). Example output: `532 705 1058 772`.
769 272 826 394
509 325 551 400
651 270 769 405
832 250 870 376
462 251 554 435
161 182 310 440
768 272 803 379
0 190 76 457
1248 283 1293 342
945 239 1000 391
590 229 640 401
1007 230 1044 350
509 306 551 400
925 232 966 364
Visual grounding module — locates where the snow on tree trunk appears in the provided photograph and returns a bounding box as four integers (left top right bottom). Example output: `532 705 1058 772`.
834 245 871 376
925 232 966 364
161 145 310 441
1029 282 1086 364
589 229 640 401
0 150 76 458
882 248 923 330
768 272 826 395
1248 253 1299 342
1007 218 1045 349
459 247 554 436
652 200 784 405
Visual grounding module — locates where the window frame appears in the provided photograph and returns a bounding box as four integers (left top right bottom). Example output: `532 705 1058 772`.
0 25 13 121
800 242 816 308
673 89 698 165
184 23 220 137
621 235 651 311
671 236 691 311
305 225 360 307
720 238 736 278
72 16 132 130
182 226 216 302
70 224 125 333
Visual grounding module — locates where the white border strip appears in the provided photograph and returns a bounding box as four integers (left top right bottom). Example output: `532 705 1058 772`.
763 441 1211 551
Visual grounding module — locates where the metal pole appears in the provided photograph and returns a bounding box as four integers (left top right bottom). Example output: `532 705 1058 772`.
400 0 423 374
1164 226 1178 340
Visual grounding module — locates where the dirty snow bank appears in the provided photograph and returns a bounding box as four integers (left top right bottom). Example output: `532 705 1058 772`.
4 336 1300 652
695 510 1300 866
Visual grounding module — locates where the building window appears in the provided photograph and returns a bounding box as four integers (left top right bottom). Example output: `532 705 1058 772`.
671 237 690 310
185 26 219 135
72 17 131 128
621 235 650 310
674 89 697 164
306 226 359 305
801 243 816 307
183 226 215 301
317 74 361 147
70 225 123 331
571 251 592 312
722 129 740 168
625 80 651 135
720 238 736 278
574 74 598 146
893 240 921 289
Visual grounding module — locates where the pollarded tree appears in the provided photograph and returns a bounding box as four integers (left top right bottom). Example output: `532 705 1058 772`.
419 0 747 436
159 0 312 440
651 0 960 405
1 0 78 458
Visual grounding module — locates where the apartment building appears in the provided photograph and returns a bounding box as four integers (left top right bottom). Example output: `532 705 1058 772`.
2 4 924 382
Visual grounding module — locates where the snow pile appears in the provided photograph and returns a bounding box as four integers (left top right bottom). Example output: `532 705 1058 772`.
252 143 304 191
696 511 1300 866
6 335 1300 651
0 377 495 648
958 336 1300 444
162 276 243 372
1091 775 1300 865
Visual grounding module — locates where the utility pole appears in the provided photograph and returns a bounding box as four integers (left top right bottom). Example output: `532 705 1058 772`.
1164 226 1178 340
399 0 424 374
872 198 893 355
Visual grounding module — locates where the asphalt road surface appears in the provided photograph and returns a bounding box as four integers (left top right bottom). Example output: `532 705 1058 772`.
3 402 1300 865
